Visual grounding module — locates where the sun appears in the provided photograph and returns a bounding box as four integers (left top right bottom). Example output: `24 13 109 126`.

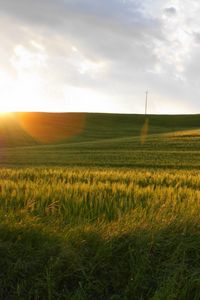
0 111 14 120
0 44 49 113
0 69 46 113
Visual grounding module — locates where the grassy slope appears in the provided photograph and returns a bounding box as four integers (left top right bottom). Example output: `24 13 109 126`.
0 114 38 147
0 112 199 168
0 112 199 145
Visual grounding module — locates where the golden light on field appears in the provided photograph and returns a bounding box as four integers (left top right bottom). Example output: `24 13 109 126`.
140 118 149 145
17 112 86 143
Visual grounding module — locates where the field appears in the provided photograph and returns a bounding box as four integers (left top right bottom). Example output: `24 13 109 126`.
0 113 199 169
0 113 200 299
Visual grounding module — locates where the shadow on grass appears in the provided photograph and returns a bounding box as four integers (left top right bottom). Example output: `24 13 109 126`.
0 223 200 300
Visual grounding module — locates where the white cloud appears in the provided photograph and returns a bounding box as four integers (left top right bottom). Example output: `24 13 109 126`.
0 0 199 113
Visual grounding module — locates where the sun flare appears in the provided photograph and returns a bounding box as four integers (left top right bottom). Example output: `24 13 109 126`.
0 112 12 116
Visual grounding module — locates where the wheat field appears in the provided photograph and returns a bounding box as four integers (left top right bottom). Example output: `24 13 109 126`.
0 167 200 299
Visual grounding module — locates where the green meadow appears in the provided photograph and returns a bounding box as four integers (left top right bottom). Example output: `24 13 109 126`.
0 113 199 168
0 113 200 299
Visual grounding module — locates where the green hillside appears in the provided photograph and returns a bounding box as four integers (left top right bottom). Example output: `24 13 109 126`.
0 112 199 168
73 113 200 142
0 112 199 147
0 114 38 147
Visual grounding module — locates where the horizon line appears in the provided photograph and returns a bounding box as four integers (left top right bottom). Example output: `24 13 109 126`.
2 111 200 116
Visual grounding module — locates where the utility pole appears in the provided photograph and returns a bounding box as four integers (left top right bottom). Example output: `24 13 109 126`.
145 90 148 115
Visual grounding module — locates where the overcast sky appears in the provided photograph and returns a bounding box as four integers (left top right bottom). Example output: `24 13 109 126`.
0 0 200 114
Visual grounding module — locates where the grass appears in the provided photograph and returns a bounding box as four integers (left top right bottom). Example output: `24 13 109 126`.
0 112 199 299
0 168 200 299
1 128 200 169
0 113 199 169
0 112 199 147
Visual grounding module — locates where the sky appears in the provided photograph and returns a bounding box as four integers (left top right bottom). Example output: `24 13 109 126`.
0 0 200 114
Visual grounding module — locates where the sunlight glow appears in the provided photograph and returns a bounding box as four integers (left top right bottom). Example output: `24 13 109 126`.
0 70 46 112
0 44 111 113
0 44 49 113
0 41 196 114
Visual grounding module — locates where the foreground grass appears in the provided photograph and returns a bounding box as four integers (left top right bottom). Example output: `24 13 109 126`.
0 168 200 299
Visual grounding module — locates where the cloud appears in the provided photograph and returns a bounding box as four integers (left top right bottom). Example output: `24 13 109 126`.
164 7 177 16
0 0 199 113
193 32 200 44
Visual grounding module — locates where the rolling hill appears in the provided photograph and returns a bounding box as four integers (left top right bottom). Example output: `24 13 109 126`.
0 112 199 168
0 112 199 146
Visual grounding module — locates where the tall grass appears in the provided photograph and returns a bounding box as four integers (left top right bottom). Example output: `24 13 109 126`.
0 168 200 299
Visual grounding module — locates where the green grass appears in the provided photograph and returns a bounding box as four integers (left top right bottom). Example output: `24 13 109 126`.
0 113 200 299
0 112 199 147
0 168 200 299
0 112 199 168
